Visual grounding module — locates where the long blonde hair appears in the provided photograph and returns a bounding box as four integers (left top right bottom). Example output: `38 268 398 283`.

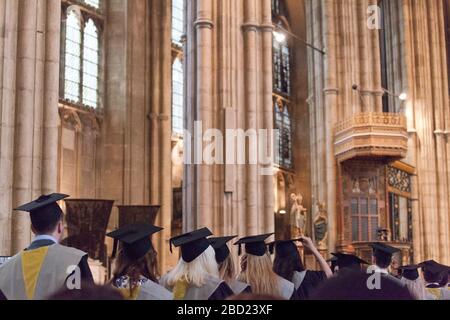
162 246 219 288
237 253 280 296
218 254 236 283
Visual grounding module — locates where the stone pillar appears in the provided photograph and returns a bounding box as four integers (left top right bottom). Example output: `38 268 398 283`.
401 0 450 264
0 0 61 255
102 0 173 272
184 0 275 239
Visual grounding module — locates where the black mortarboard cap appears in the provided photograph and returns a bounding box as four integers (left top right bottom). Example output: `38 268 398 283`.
419 260 450 276
331 252 369 270
208 236 237 264
370 242 400 259
14 194 69 231
170 227 213 263
234 233 274 256
106 223 163 260
399 265 420 281
267 239 301 256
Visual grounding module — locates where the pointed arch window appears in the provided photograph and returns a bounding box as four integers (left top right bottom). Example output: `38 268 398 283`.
172 0 184 47
273 0 293 169
272 0 291 96
60 1 103 109
172 0 185 136
172 58 184 135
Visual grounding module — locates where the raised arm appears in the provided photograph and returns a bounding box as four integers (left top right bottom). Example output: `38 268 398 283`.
300 237 333 278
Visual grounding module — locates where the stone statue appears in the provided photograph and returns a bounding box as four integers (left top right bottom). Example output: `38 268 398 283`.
352 179 361 193
313 201 328 250
290 193 307 238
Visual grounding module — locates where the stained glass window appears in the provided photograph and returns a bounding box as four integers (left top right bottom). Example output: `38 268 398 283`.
61 2 102 109
274 101 292 168
272 0 292 169
273 26 291 96
172 0 184 46
172 58 184 135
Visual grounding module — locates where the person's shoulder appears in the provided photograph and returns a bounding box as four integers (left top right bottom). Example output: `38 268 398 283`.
51 243 87 258
0 253 21 272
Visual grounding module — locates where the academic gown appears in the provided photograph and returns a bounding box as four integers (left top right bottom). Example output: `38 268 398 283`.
228 279 251 295
425 284 450 300
291 270 326 300
276 275 298 300
113 276 173 300
0 239 94 300
160 273 233 300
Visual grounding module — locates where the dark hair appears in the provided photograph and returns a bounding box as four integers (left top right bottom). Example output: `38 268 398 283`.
310 269 414 300
423 268 446 285
439 273 449 287
111 245 159 284
273 245 305 281
48 283 123 300
32 214 62 235
373 252 391 269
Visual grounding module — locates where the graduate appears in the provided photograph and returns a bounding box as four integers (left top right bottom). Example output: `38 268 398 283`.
398 265 427 300
369 242 405 287
419 260 450 300
330 252 369 272
160 227 233 300
235 234 298 300
0 194 94 300
107 224 172 300
208 236 251 294
271 237 332 300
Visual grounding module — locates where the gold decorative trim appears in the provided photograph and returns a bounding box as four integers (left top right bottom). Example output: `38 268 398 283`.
390 161 416 175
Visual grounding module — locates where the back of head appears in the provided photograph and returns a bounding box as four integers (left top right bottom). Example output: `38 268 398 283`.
373 251 392 269
273 243 304 281
238 253 280 297
48 283 124 300
310 269 414 300
112 247 159 284
218 254 236 283
163 245 219 288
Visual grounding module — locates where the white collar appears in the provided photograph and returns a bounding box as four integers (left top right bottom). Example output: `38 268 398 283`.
372 265 389 274
33 235 58 244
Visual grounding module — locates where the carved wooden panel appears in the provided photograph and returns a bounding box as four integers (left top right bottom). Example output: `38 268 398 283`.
63 199 114 264
117 205 160 228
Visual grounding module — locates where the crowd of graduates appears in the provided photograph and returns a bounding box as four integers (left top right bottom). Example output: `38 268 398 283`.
0 194 449 301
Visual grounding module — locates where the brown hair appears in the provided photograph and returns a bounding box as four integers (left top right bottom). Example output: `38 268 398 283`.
111 246 159 284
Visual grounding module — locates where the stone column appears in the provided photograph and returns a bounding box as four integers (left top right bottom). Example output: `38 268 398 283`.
0 0 61 255
184 0 275 239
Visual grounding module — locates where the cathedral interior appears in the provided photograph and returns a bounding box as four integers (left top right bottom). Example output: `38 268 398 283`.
0 0 450 282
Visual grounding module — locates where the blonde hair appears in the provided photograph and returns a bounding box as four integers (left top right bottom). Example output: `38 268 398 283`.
162 246 219 288
401 277 428 300
218 254 236 283
237 253 280 296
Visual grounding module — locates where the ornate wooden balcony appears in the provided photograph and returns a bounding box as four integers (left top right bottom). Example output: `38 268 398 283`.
334 113 408 162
